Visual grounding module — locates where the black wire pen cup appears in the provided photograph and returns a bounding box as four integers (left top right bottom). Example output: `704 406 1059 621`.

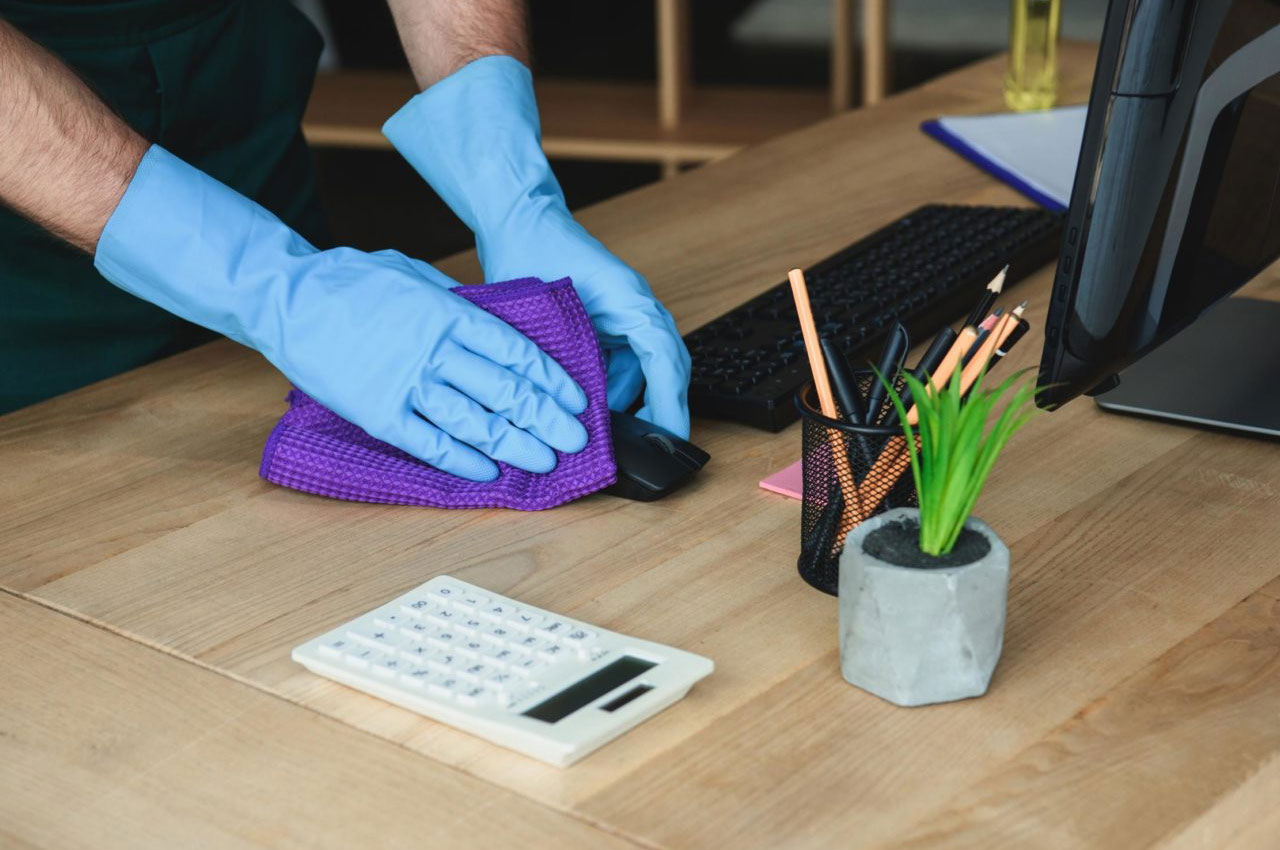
795 375 919 595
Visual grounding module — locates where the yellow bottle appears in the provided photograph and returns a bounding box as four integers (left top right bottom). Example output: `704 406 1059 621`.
1005 0 1061 111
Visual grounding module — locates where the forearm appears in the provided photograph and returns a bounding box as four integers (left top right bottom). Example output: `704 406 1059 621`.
0 20 147 253
385 0 528 88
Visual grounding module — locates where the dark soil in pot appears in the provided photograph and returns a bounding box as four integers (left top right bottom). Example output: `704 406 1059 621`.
863 517 991 569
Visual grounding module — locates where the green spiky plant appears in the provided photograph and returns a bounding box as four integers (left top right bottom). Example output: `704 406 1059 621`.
877 366 1039 557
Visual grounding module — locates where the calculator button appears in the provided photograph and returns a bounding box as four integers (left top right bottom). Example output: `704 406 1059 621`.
428 631 460 649
456 685 489 706
430 585 459 600
492 648 519 664
504 681 542 708
538 620 570 637
428 653 461 671
399 668 432 690
459 617 486 632
403 622 433 640
563 628 595 644
402 644 433 663
371 656 404 679
517 635 552 652
486 671 516 692
473 643 506 661
509 656 547 677
460 662 493 681
513 611 544 629
537 643 568 662
425 675 455 697
457 591 489 608
401 599 432 614
373 612 406 629
344 647 378 668
318 638 350 659
485 624 513 641
430 609 458 623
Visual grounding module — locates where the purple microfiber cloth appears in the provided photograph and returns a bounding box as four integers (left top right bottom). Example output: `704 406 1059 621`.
259 277 616 510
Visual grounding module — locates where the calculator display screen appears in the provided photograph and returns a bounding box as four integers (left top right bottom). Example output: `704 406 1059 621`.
522 656 656 723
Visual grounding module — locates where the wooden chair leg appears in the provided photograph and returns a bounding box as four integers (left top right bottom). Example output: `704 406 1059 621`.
831 0 855 112
656 0 691 131
862 0 889 105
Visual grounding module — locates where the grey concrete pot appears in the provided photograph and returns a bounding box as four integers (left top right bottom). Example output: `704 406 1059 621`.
837 507 1009 707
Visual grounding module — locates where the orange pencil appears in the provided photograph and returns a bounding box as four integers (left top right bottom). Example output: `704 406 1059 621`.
788 269 864 520
858 303 1030 520
957 302 1025 393
834 323 977 539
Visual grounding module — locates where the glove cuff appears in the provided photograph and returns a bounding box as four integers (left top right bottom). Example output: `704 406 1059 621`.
94 144 314 349
382 55 569 237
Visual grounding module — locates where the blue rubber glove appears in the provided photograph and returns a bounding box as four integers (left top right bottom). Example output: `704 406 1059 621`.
94 146 589 481
383 56 692 438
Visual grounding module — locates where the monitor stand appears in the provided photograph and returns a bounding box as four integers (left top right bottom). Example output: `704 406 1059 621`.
1095 297 1280 438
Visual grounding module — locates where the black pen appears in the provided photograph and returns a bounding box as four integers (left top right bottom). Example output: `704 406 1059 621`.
864 322 909 423
819 334 876 468
993 318 1030 361
818 334 864 425
885 325 957 425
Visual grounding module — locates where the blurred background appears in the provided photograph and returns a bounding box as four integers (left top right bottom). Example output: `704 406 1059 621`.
297 0 1107 268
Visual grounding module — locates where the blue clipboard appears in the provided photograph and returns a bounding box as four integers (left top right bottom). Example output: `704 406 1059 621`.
921 118 1069 213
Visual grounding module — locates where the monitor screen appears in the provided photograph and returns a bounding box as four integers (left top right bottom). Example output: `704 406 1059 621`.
1037 0 1280 408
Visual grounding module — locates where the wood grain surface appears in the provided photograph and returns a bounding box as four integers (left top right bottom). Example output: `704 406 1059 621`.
4 43 1280 849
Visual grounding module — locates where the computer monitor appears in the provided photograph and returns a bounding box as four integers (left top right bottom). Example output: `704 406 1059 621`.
1038 0 1280 434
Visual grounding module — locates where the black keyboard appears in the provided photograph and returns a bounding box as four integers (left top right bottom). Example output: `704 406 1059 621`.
684 204 1062 431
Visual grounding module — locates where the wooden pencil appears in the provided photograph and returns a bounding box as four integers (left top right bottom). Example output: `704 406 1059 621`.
789 269 864 520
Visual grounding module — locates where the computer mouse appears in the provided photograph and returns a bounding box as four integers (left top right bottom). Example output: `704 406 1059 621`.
604 411 710 501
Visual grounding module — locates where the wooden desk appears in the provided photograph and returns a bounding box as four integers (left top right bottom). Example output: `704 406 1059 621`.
4 44 1280 849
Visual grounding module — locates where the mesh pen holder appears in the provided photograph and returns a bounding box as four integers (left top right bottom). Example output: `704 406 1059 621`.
796 376 919 595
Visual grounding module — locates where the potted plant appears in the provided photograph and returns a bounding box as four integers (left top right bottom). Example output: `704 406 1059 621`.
837 368 1037 707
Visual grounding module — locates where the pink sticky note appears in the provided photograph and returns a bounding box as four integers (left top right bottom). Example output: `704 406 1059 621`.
759 459 804 500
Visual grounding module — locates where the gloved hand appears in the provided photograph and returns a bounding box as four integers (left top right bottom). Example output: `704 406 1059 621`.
94 145 589 481
383 56 692 438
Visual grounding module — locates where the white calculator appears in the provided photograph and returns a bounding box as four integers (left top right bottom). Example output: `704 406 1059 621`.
292 575 713 766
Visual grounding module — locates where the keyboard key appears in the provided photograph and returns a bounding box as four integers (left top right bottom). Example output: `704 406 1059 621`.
457 591 489 608
484 602 514 619
373 612 406 629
